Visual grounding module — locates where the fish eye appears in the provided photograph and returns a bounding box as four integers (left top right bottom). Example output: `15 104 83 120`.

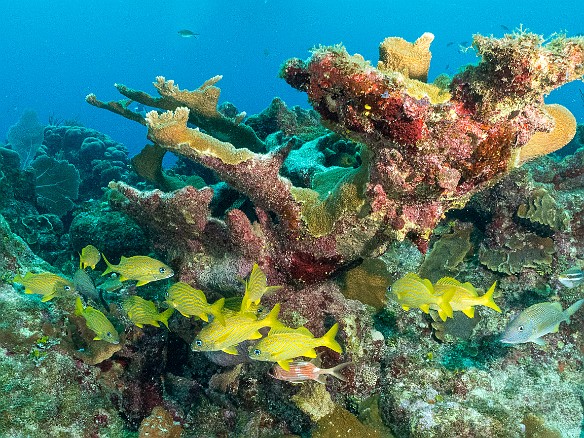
64 285 71 291
518 326 524 331
253 349 261 356
195 340 203 347
159 267 166 273
106 332 112 337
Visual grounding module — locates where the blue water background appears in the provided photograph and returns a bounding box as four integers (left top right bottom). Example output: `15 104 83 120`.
1 0 583 157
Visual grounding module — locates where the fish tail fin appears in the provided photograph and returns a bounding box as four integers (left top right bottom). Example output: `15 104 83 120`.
158 308 175 329
264 303 281 327
324 361 352 382
438 289 455 319
75 296 84 316
210 298 226 326
321 323 343 354
564 298 584 324
101 254 114 276
480 281 501 312
12 274 23 284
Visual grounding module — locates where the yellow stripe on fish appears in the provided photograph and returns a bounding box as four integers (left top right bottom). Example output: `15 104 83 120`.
249 323 343 371
13 271 74 302
75 296 119 344
165 282 225 325
192 303 281 355
122 296 174 328
433 278 500 320
102 254 174 286
79 245 101 270
391 273 454 318
240 264 282 312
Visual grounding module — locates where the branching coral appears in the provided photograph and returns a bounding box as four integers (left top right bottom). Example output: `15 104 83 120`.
88 32 583 286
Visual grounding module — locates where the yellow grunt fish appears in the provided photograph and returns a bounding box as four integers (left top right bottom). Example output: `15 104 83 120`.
391 273 454 319
102 255 174 286
165 282 225 325
433 278 501 321
122 296 174 329
75 297 119 344
79 244 101 270
240 264 282 312
13 272 74 302
192 304 281 354
249 323 343 371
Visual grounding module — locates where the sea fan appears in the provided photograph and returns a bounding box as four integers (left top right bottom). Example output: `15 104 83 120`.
31 155 80 216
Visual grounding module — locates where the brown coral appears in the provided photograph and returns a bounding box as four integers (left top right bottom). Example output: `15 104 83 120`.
517 188 570 230
518 104 577 163
377 32 434 81
138 406 183 438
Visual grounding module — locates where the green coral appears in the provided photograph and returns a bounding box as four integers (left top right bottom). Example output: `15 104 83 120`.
517 188 570 231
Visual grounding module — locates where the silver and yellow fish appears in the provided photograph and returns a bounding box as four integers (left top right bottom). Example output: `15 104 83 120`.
102 255 174 287
192 304 281 354
270 354 351 384
165 282 225 325
558 266 584 288
75 297 119 344
501 299 584 345
249 323 343 371
391 273 454 319
79 244 101 270
122 296 174 329
13 272 74 302
240 264 282 312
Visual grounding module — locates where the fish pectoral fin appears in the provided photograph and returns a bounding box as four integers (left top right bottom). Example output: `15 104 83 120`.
222 346 239 355
198 313 209 322
550 323 561 333
419 304 430 314
24 288 34 294
277 360 291 371
41 294 54 302
461 307 475 318
93 336 102 341
401 305 410 311
150 321 160 328
135 323 144 328
119 276 128 282
135 280 149 287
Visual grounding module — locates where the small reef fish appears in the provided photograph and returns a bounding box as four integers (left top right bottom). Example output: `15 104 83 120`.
102 255 174 286
13 272 74 302
122 296 174 329
270 355 351 384
75 297 119 344
79 244 101 270
433 278 501 321
557 267 584 288
165 282 225 325
223 296 265 317
391 273 454 319
73 268 99 303
500 299 584 345
241 264 282 312
249 323 343 371
192 304 281 355
178 29 199 38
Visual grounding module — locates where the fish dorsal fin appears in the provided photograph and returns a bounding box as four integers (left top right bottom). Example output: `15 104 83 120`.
436 277 462 287
269 326 313 337
119 256 127 263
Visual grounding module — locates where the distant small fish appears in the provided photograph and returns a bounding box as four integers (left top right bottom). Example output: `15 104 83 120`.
500 299 584 345
270 354 351 384
178 29 199 38
241 264 281 312
13 272 74 302
75 297 119 344
192 304 281 355
79 245 101 270
557 266 584 288
446 41 454 47
165 282 225 325
73 268 99 302
500 24 510 31
122 296 174 329
102 255 174 287
249 323 343 371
